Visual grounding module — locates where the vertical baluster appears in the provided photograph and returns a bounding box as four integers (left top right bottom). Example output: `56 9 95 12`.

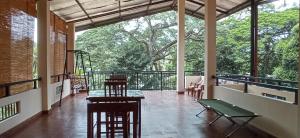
160 71 163 91
5 105 8 119
10 104 13 116
98 73 100 89
34 80 37 89
1 106 3 121
294 90 298 105
7 105 9 118
136 72 139 90
13 103 16 115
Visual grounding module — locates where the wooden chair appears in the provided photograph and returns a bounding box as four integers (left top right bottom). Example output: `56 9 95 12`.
187 82 197 95
190 80 202 97
104 80 127 97
194 82 204 100
87 102 138 138
109 74 127 81
104 80 131 138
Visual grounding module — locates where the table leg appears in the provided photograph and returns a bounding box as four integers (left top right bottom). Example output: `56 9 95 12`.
133 105 138 138
87 106 93 138
138 99 141 138
97 112 101 138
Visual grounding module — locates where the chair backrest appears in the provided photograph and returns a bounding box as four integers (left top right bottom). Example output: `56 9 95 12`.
87 101 139 138
109 74 127 81
104 80 127 97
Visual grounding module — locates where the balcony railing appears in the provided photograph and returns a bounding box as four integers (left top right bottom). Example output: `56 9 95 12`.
0 78 41 98
215 74 298 104
87 71 203 90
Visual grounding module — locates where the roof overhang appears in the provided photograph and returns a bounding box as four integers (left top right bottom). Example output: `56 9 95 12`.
49 0 275 32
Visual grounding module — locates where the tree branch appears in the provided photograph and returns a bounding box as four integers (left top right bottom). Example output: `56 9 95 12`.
154 30 195 58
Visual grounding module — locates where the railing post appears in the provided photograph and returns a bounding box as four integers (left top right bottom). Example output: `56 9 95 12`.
5 86 10 97
160 71 163 91
136 72 139 90
244 83 248 93
87 72 90 90
294 90 298 105
216 77 219 86
34 80 37 89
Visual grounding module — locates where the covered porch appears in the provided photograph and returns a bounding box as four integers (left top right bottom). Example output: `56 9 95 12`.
0 0 299 138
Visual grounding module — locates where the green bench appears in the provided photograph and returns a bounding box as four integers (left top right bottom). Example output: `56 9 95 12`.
197 99 259 138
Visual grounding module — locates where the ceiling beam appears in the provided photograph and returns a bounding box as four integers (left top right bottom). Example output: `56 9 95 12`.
170 0 177 9
173 7 205 19
76 6 172 31
216 0 276 20
192 5 203 15
186 0 227 14
51 0 115 12
75 0 95 25
68 0 172 23
118 0 121 18
146 0 152 14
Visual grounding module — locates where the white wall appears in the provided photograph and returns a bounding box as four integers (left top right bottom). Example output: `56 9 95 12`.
0 79 71 134
50 79 71 104
214 86 298 138
0 89 42 134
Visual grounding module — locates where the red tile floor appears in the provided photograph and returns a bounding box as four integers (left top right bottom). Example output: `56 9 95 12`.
8 91 273 138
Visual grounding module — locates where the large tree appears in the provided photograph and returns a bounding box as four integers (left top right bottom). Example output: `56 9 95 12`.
76 11 204 71
76 5 299 81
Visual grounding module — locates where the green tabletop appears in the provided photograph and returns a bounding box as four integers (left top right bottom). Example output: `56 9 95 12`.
89 90 143 97
87 90 145 102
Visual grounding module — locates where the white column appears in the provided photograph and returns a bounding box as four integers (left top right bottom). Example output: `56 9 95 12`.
37 0 51 111
204 0 216 99
176 0 185 94
297 30 300 137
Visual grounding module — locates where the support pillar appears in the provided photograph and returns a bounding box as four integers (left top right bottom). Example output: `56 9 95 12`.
37 0 51 111
176 0 185 94
250 0 258 77
204 0 216 99
297 27 300 137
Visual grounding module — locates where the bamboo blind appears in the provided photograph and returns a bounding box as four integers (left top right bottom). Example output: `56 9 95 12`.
0 0 70 97
0 0 36 96
51 12 67 83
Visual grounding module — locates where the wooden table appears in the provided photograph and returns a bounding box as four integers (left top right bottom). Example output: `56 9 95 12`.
86 90 145 138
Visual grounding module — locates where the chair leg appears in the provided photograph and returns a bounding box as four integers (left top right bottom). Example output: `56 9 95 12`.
106 113 109 138
133 110 138 138
123 113 128 138
87 111 94 138
97 112 101 138
110 113 115 138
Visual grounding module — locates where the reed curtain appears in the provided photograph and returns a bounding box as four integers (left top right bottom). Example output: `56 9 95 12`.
0 0 68 97
50 12 67 83
0 0 35 96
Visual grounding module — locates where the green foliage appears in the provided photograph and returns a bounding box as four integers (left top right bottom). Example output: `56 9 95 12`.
76 4 299 81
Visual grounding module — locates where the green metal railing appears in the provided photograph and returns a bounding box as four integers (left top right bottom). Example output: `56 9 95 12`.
87 71 203 91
